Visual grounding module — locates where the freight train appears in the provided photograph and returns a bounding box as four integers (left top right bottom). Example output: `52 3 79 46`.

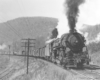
44 29 91 68
13 29 90 69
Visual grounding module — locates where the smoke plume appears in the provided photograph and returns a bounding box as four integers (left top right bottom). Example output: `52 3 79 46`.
65 0 84 31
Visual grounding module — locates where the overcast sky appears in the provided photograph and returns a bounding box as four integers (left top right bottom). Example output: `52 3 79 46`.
0 0 64 23
0 0 100 48
0 0 100 26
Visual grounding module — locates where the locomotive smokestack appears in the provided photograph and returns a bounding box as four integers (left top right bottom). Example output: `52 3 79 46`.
65 0 84 32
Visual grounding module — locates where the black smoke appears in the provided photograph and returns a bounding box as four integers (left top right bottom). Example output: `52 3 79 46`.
65 0 84 32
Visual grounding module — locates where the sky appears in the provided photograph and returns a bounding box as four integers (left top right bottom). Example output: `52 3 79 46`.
0 0 100 34
0 0 100 25
77 0 100 28
0 0 64 23
0 0 100 48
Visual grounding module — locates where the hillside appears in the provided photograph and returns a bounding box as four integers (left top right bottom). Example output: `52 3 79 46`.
80 24 100 41
79 24 100 65
88 42 100 53
0 17 58 44
1 56 100 80
79 24 100 53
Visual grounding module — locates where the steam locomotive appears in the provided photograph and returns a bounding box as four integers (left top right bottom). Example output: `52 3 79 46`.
45 29 91 68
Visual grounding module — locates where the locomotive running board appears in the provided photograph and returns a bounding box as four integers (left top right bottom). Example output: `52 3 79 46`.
66 64 77 68
83 64 100 70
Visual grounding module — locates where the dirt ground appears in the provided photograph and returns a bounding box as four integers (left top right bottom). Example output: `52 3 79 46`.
0 55 100 80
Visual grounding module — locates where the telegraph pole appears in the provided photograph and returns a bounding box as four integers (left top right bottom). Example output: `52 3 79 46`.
8 45 11 60
22 38 36 74
22 42 27 62
23 42 27 56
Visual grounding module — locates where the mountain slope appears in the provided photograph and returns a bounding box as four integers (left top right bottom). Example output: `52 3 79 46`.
0 17 58 44
80 24 100 41
80 25 100 66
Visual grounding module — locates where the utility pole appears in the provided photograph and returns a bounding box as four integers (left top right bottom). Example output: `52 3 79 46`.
8 45 11 60
22 42 27 56
22 38 36 74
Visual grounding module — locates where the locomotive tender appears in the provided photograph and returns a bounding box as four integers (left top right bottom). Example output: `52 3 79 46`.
45 29 91 68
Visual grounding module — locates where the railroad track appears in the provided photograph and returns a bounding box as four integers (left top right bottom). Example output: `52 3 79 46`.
70 69 100 80
0 65 16 80
0 58 41 80
0 59 24 80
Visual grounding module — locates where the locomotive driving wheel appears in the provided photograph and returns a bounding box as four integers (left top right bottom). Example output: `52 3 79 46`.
86 61 89 65
50 50 57 64
77 60 84 69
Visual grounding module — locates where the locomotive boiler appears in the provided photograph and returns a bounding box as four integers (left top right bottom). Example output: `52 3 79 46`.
45 29 91 68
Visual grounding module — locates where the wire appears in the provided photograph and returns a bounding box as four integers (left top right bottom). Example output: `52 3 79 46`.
17 0 33 38
0 0 34 42
0 19 22 42
6 22 22 39
0 19 14 40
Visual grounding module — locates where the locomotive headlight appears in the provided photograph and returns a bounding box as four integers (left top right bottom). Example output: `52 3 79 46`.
83 47 86 52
